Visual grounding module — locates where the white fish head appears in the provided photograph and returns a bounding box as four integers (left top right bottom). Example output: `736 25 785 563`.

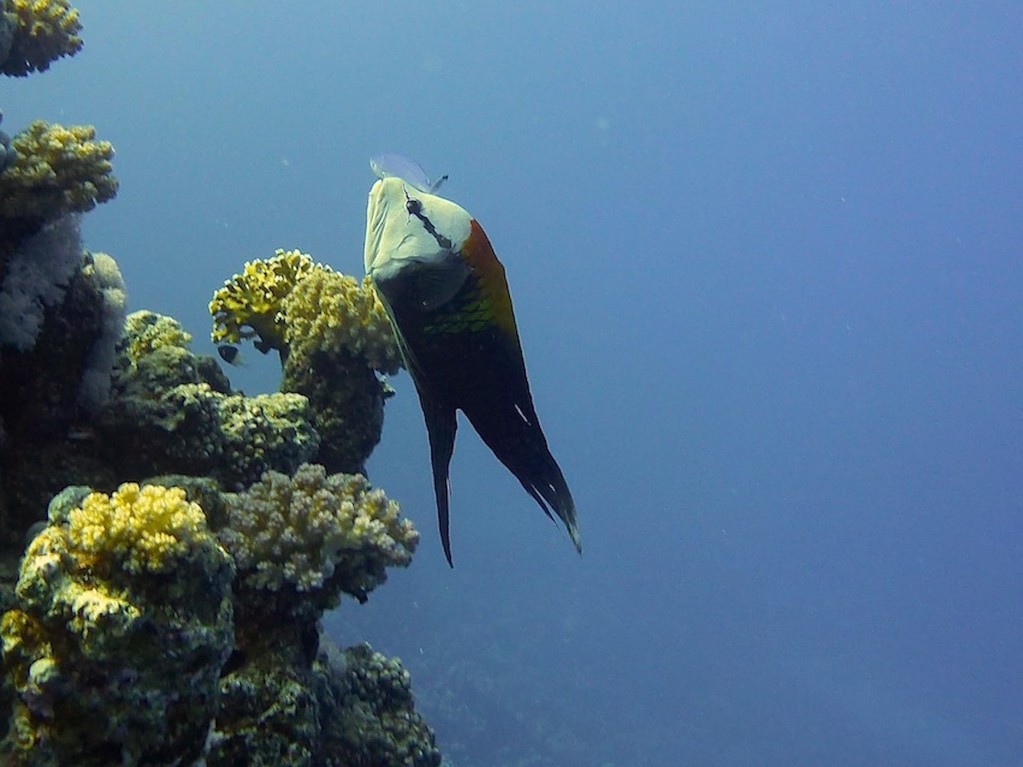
364 176 471 281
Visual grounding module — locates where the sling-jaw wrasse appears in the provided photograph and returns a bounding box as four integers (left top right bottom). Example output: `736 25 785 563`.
363 166 579 565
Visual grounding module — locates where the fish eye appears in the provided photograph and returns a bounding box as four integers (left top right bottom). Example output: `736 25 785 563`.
406 198 423 215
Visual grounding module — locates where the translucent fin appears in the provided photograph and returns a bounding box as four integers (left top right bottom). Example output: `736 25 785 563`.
370 153 447 193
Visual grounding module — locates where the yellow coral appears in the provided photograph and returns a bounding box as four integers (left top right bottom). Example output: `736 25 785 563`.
0 119 117 221
209 248 316 353
282 270 402 374
1 0 82 76
123 309 192 367
67 483 213 575
210 249 401 372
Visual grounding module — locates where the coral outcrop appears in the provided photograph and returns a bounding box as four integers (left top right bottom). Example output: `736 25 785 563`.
220 463 418 611
1 484 235 763
209 634 441 767
320 642 443 767
0 236 128 544
0 213 84 351
210 249 401 473
209 465 427 765
0 120 117 224
95 310 320 488
0 0 82 77
0 5 443 764
209 248 398 372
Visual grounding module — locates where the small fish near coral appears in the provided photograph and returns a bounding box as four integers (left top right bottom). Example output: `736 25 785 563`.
217 343 246 366
364 155 580 565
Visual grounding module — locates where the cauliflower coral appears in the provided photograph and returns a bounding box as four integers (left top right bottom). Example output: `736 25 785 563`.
0 119 117 222
121 308 193 367
67 482 214 575
0 0 83 77
282 269 401 374
220 463 418 605
1 484 234 764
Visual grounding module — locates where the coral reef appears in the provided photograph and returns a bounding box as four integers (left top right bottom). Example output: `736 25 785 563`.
220 463 418 611
209 633 441 767
0 213 83 351
0 120 117 226
76 251 126 411
66 482 215 574
210 248 317 355
95 310 320 488
211 250 401 473
0 7 444 762
209 248 399 372
0 109 16 172
319 641 443 767
278 267 401 473
0 0 82 77
210 465 423 765
281 269 401 375
1 484 235 763
0 241 128 544
281 345 392 474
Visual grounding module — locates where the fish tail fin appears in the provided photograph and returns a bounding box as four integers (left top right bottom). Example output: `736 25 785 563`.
466 404 582 555
424 400 458 566
521 450 581 555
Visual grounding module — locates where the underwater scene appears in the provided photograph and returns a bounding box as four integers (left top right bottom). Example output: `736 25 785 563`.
1 2 1021 765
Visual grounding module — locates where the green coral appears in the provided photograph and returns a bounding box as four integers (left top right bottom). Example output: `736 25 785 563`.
96 311 320 486
0 483 235 764
0 0 83 77
0 120 117 222
220 463 418 609
323 643 443 767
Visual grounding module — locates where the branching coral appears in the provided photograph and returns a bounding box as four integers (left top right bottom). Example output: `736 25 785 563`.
0 120 117 222
220 463 418 608
0 0 83 77
0 483 234 763
209 248 316 354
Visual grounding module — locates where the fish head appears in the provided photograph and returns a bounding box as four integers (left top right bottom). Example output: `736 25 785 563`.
364 176 471 283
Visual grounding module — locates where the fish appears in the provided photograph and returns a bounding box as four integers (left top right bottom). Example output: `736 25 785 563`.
217 344 245 366
364 168 580 565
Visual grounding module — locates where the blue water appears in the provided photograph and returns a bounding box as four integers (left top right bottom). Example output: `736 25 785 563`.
6 3 1022 765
